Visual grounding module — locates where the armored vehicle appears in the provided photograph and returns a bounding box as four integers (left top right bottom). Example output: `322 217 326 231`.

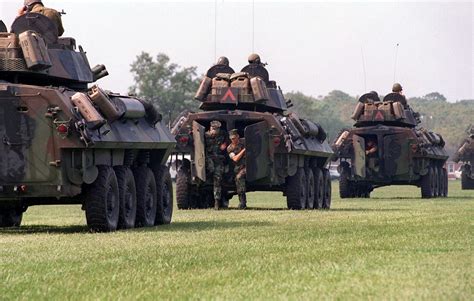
171 56 334 210
332 92 449 198
0 14 175 231
453 126 474 189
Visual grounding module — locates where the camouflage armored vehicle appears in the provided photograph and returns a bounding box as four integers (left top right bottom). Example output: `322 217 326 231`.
332 92 449 198
453 126 474 189
0 14 175 231
171 55 334 210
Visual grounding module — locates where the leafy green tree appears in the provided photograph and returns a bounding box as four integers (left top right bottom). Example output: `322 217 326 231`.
129 52 200 124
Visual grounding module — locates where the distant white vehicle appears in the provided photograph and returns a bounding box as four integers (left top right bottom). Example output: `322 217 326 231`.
454 165 463 179
329 164 340 180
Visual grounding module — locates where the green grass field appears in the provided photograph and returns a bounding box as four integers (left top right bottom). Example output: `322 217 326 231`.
1 181 472 300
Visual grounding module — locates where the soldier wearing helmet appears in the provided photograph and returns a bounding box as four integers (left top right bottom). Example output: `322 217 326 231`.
204 120 228 209
206 56 235 78
227 129 247 209
241 53 270 83
392 83 409 108
248 53 261 65
18 0 64 36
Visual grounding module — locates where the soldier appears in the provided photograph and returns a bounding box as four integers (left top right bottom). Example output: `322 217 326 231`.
365 138 379 175
241 53 269 83
18 0 64 36
205 120 228 210
227 129 247 209
392 83 408 108
206 56 235 78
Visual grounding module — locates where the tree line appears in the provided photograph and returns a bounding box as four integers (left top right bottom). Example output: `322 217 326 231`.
129 52 473 155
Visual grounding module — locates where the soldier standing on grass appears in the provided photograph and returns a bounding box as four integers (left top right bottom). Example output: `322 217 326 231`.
227 129 247 209
205 121 227 210
18 0 65 36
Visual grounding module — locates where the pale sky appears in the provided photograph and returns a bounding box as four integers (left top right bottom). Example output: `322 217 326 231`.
1 0 473 101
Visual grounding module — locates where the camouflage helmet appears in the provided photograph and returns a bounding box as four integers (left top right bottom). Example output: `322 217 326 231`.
216 56 229 66
248 53 261 64
229 129 239 139
24 0 42 7
392 83 403 93
210 120 221 129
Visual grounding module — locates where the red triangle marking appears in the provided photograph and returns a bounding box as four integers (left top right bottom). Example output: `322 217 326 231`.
374 111 384 121
221 88 236 102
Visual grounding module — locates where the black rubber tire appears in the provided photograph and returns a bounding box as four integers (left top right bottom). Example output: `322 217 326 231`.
322 168 332 209
84 165 120 232
134 166 157 227
154 165 174 225
461 165 474 189
313 167 324 209
176 167 193 209
306 168 315 209
0 207 23 227
421 166 435 198
433 167 440 197
339 170 353 199
441 168 448 197
114 166 137 229
286 167 307 210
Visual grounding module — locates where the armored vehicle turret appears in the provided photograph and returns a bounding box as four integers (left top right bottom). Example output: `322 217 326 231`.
332 92 449 198
453 126 474 189
0 14 175 231
172 55 334 210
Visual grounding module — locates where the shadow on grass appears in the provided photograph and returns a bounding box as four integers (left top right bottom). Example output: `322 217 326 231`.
0 220 273 235
370 196 473 200
0 224 88 235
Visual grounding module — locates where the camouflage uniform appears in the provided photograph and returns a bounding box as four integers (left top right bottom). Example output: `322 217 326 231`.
30 3 64 36
227 130 247 209
204 123 226 208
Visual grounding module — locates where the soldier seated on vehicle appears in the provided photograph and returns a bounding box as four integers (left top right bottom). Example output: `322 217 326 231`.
18 1 64 36
206 56 235 78
227 129 247 209
392 83 408 108
365 138 379 175
241 53 270 84
204 120 228 210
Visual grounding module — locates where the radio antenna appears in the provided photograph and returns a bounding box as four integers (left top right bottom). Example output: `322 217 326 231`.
361 46 367 92
214 0 218 61
252 0 255 52
393 43 399 82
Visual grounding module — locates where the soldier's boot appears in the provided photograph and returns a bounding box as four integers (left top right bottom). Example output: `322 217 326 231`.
238 194 247 209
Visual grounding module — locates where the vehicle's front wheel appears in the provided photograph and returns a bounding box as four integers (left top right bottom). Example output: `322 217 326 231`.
84 165 120 232
286 167 307 210
0 207 23 228
114 166 137 229
134 166 157 227
421 166 435 198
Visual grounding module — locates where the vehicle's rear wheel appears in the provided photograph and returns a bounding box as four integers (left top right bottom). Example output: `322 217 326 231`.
176 167 194 209
433 167 439 197
441 167 448 197
339 167 353 199
313 167 324 209
114 166 137 229
286 167 307 210
461 165 474 189
306 168 315 209
421 166 435 198
84 165 120 232
154 165 173 225
134 166 157 227
322 168 332 209
0 207 23 228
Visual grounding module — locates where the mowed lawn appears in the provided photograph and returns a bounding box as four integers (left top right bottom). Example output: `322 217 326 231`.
1 181 472 300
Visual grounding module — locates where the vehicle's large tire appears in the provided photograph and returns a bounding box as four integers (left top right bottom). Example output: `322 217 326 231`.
134 166 157 227
286 167 307 210
306 168 315 209
441 167 448 197
154 165 173 225
84 165 120 232
461 165 474 189
322 168 332 209
339 170 353 199
433 167 440 197
313 167 324 209
176 167 193 209
0 207 23 228
421 166 435 198
114 166 137 229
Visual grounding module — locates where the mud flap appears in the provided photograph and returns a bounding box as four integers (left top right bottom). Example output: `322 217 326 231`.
352 135 366 178
245 121 270 181
192 121 206 182
384 134 410 176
